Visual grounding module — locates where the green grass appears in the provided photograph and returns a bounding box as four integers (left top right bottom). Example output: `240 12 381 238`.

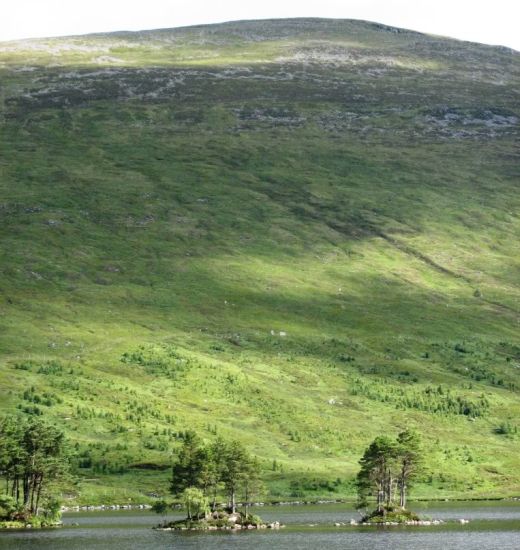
0 18 519 504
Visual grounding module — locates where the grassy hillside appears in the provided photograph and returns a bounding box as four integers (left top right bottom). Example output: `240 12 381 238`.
0 18 519 504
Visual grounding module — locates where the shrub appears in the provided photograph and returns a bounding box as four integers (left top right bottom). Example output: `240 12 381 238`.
42 497 62 523
151 500 169 514
0 495 17 521
244 513 263 526
495 422 517 436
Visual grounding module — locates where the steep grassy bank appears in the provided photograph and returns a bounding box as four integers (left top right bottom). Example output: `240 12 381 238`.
0 18 519 504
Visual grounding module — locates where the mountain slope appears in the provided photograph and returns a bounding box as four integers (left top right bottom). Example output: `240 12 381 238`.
0 18 519 503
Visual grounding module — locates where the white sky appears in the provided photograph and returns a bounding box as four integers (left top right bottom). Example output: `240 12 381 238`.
1 0 519 51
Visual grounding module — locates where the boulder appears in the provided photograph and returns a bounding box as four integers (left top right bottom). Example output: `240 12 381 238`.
227 512 240 524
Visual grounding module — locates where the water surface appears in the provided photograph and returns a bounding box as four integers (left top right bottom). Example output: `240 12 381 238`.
0 501 518 549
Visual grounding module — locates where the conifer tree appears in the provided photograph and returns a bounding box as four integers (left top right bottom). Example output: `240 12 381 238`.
396 429 423 508
0 416 69 516
170 431 206 496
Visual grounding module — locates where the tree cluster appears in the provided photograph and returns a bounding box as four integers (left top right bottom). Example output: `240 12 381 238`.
170 432 262 514
0 415 69 518
356 429 422 512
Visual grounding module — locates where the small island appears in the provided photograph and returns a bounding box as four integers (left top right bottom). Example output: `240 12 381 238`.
153 433 279 530
155 498 278 531
355 430 426 525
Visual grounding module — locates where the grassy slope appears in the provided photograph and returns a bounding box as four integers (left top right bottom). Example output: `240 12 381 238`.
0 19 519 504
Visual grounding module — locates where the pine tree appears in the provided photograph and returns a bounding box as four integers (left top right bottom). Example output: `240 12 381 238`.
396 429 423 508
219 440 249 513
170 431 206 496
242 456 264 516
0 416 69 516
356 436 398 512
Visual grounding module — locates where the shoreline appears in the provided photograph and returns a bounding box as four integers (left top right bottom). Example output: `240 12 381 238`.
60 496 520 513
0 521 62 530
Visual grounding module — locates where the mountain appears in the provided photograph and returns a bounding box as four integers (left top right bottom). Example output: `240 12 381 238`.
1 18 519 504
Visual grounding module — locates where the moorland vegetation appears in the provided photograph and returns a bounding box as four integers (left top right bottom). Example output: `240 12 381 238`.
0 18 519 503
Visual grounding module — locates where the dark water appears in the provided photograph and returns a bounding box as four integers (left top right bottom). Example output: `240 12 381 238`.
1 501 519 549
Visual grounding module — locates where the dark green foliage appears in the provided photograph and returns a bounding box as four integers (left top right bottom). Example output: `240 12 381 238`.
41 497 61 523
289 477 340 496
170 433 262 513
170 431 208 495
0 415 70 517
350 380 489 417
356 430 423 512
157 508 265 530
36 362 64 376
495 422 517 436
121 345 195 379
12 363 32 371
17 405 43 416
356 435 398 512
362 506 421 524
396 429 423 508
217 440 249 512
21 387 62 407
0 495 17 520
151 499 169 515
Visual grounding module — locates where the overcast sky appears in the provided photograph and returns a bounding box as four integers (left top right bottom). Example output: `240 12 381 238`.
2 0 518 50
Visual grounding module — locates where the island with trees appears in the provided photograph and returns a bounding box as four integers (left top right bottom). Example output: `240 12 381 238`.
0 415 70 529
356 429 426 524
154 431 278 530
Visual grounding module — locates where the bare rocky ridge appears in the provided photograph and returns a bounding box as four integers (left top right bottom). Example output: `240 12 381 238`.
3 19 517 142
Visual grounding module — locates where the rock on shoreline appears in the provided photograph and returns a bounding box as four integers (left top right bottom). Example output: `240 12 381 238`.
156 521 284 531
61 504 152 512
